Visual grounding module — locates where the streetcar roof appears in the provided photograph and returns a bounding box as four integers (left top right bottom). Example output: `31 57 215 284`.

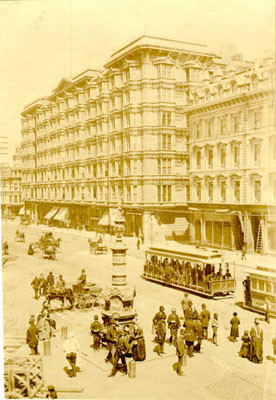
146 244 224 263
246 269 276 279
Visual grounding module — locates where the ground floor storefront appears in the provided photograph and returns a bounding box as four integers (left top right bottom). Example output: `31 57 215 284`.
1 204 23 220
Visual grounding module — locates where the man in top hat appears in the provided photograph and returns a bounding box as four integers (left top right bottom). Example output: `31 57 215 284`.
105 319 118 364
78 269 87 285
175 329 186 376
167 308 180 345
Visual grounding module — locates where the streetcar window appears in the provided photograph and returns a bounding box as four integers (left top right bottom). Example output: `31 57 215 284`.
251 279 257 289
258 281 264 291
265 282 271 293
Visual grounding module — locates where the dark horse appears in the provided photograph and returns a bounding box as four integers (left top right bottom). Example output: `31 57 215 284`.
45 288 75 310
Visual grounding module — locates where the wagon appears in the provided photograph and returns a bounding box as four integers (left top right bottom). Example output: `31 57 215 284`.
72 282 103 310
15 232 25 243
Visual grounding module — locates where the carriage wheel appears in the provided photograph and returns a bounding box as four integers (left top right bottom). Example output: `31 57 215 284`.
78 297 88 310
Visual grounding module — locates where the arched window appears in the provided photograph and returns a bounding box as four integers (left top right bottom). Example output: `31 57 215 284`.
205 89 211 101
218 85 223 97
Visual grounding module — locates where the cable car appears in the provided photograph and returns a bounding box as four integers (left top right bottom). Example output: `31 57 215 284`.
243 266 276 317
143 244 236 298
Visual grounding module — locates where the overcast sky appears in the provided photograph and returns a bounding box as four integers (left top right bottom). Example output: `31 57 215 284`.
0 0 274 163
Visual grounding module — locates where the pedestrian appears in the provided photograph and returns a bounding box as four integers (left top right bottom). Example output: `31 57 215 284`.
272 333 276 362
137 237 141 250
105 319 118 364
31 276 40 300
211 313 219 346
242 276 251 306
63 331 80 377
108 329 128 377
46 271 55 288
175 329 186 376
249 318 263 364
264 298 271 324
152 306 166 337
37 310 52 341
132 328 146 361
90 315 102 351
229 312 240 342
46 385 58 399
239 330 250 359
141 233 144 245
39 274 47 297
194 318 204 353
181 293 190 318
26 319 39 355
28 243 34 256
184 300 194 321
183 319 197 357
167 308 180 345
200 303 211 340
241 244 247 260
156 315 166 356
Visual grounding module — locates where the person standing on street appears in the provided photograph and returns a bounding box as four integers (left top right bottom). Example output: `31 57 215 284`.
181 293 190 318
105 319 118 364
63 331 80 377
152 306 166 337
90 315 102 351
194 318 204 353
108 329 128 377
200 303 211 340
46 272 55 288
241 244 247 260
242 276 251 306
26 319 39 355
31 276 40 300
175 329 186 376
183 319 197 357
211 313 219 346
264 298 271 324
229 312 240 342
184 300 194 322
137 237 141 250
167 308 180 345
156 315 167 356
46 385 58 399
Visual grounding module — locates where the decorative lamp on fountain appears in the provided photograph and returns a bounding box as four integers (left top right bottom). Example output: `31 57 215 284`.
102 203 137 326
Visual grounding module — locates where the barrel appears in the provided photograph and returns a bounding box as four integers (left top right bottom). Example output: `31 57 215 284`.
44 340 51 356
128 360 136 378
61 326 68 340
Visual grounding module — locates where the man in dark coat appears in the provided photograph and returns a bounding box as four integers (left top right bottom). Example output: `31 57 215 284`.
167 308 180 345
108 329 128 377
156 316 166 356
90 315 102 351
31 276 40 300
242 276 251 306
175 329 186 376
105 319 117 364
46 272 55 288
194 319 204 353
184 300 194 322
153 306 166 338
200 303 211 340
26 320 39 355
78 269 87 285
183 319 197 357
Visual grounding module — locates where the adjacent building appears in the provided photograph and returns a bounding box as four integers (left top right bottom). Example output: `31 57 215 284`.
0 148 23 219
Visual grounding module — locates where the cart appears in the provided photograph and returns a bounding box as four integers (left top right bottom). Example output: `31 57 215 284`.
72 283 103 310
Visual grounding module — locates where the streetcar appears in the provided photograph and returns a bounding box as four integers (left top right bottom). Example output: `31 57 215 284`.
143 244 236 298
243 266 276 317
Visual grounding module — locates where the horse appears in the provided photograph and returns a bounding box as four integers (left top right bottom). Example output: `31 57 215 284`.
45 288 75 310
88 238 97 255
15 231 25 242
42 245 56 260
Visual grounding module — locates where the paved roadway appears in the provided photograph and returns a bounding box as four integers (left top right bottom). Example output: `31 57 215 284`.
2 222 276 400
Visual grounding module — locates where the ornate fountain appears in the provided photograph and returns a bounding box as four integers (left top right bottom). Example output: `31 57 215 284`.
101 203 137 326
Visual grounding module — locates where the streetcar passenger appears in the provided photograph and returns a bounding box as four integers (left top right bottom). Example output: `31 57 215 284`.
224 268 232 280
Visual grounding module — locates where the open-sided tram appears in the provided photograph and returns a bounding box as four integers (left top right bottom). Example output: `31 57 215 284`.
143 244 236 298
243 266 276 317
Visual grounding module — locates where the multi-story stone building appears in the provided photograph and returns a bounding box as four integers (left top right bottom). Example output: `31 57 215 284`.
0 148 23 219
20 36 217 236
187 50 275 252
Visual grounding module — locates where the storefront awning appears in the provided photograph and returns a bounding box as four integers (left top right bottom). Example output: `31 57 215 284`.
44 207 60 220
98 212 109 226
18 206 25 216
53 207 68 221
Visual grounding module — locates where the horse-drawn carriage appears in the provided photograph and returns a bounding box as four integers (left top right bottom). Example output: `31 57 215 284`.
72 283 103 310
15 230 25 243
88 239 108 255
30 233 61 260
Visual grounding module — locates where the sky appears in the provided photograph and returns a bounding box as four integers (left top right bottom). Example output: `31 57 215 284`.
0 0 274 164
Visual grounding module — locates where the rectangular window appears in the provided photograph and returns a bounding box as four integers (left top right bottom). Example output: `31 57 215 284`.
234 180 240 202
196 182 201 201
206 119 214 137
253 110 262 129
220 147 226 167
162 112 172 126
208 182 213 202
133 186 137 202
157 185 161 202
254 180 261 202
196 150 201 169
233 114 241 132
220 116 227 134
220 181 226 202
195 122 201 139
207 149 213 168
157 159 161 174
162 134 172 150
253 142 261 164
233 144 240 166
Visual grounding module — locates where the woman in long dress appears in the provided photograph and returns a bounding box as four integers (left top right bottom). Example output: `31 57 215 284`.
230 312 240 342
239 330 250 358
249 319 263 363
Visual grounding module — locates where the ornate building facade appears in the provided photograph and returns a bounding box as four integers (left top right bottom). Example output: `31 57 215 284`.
187 50 275 252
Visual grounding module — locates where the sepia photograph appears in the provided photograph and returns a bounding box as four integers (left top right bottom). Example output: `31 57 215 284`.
0 0 275 398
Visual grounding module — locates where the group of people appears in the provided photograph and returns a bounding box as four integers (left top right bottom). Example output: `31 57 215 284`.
145 257 232 288
31 272 66 299
26 309 56 355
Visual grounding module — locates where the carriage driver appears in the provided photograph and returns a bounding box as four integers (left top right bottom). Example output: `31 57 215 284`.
55 275 66 294
78 269 87 285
